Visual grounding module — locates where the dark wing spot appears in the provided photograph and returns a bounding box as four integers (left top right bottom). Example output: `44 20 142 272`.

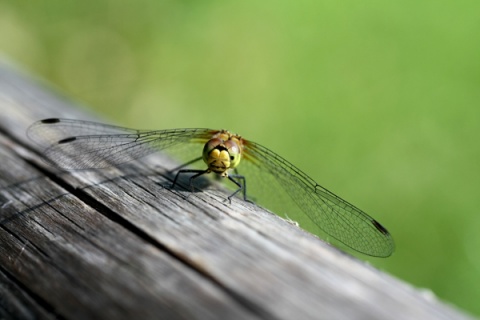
372 219 389 235
58 137 76 144
41 118 61 124
230 156 234 160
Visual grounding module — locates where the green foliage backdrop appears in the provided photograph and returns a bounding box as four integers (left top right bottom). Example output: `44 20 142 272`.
1 0 479 316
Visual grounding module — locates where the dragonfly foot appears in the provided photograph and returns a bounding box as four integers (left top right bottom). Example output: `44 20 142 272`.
224 197 233 204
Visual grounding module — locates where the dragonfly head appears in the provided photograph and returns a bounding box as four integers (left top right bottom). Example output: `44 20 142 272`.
203 135 242 176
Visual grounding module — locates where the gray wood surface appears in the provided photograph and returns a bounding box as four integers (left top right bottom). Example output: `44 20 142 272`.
0 62 475 320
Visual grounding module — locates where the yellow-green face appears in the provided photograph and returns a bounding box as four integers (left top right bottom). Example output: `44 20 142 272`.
202 134 242 176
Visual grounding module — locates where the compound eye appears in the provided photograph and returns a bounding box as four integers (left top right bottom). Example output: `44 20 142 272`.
204 138 222 153
203 138 223 164
224 140 241 168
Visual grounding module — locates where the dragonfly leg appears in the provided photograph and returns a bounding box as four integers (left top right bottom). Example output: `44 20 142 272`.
171 169 208 193
227 173 253 204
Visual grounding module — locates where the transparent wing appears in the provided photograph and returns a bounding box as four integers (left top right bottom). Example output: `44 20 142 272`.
27 118 214 169
27 118 394 256
243 140 394 257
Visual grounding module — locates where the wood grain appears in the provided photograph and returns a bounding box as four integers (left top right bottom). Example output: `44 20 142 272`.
0 62 474 320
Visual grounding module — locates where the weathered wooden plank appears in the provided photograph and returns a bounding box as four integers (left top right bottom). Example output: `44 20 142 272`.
0 62 475 320
0 269 57 320
0 134 258 320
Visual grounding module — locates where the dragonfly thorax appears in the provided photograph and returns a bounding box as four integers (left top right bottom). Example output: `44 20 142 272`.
202 136 242 176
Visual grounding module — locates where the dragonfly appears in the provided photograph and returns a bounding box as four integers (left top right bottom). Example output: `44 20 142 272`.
27 118 395 257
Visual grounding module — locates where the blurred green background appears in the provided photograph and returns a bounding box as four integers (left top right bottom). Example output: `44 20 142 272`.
1 0 479 316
